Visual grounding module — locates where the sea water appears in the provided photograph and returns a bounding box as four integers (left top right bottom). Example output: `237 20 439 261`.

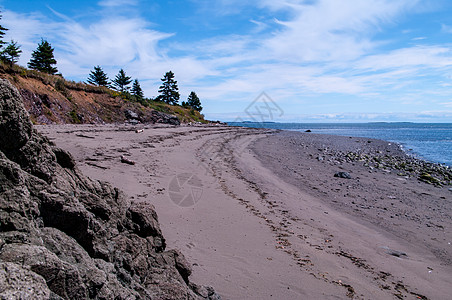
227 122 452 167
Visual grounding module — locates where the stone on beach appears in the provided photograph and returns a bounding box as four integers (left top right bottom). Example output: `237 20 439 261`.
334 171 352 179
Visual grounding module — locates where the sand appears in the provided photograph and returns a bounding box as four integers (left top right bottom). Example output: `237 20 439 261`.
36 124 452 300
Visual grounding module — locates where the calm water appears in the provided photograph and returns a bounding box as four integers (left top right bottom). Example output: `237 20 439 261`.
227 122 452 166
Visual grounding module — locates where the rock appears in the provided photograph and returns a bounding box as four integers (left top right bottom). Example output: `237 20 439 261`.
120 155 136 165
0 79 219 299
148 110 181 126
0 79 33 162
0 262 51 299
125 109 139 120
305 129 312 133
334 172 352 179
419 173 441 185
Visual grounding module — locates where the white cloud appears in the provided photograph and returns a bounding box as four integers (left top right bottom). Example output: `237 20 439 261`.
206 111 452 122
356 46 452 70
181 0 433 102
260 0 419 62
441 102 452 108
1 8 213 97
98 0 139 7
441 24 452 34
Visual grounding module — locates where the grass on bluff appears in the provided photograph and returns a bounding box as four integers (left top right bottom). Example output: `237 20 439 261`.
0 62 207 123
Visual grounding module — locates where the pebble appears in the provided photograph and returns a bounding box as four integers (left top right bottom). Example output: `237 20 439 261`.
334 172 352 179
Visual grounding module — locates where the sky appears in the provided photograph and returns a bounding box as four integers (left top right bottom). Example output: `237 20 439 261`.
1 0 452 122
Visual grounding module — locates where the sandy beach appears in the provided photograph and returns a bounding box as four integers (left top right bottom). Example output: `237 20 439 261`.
36 124 452 300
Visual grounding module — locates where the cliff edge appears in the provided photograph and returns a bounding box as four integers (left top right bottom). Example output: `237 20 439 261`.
0 78 219 299
0 64 206 125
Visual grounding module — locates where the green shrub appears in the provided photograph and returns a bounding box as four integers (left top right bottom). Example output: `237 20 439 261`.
68 109 81 124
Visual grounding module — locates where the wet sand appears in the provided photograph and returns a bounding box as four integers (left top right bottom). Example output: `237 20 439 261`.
37 124 452 299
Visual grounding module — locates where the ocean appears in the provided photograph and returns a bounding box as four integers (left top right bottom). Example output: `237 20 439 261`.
227 122 452 167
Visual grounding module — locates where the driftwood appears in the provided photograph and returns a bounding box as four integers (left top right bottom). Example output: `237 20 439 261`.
76 134 95 139
120 155 136 165
135 129 144 133
86 162 109 169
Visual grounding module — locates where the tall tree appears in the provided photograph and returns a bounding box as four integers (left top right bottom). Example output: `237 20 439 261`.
112 69 132 92
131 79 144 101
0 12 8 48
1 40 21 66
87 65 110 86
28 39 58 74
156 71 179 105
185 91 202 112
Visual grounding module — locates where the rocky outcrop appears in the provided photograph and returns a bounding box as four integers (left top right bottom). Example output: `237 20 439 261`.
0 78 219 299
146 110 181 126
124 109 180 126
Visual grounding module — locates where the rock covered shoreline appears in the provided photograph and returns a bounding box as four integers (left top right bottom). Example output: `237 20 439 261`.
314 138 452 186
0 78 220 299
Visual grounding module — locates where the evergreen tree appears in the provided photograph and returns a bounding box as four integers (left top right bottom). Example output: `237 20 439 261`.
112 69 132 92
131 79 144 101
28 39 58 74
87 65 110 86
0 12 8 48
156 71 179 105
186 91 203 112
1 40 21 66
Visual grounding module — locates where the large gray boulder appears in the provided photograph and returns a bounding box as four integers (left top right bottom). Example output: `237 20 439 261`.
0 79 219 299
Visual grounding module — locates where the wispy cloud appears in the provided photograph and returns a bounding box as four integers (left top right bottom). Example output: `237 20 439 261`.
441 24 452 34
2 6 211 96
210 111 452 122
441 102 452 108
98 0 139 7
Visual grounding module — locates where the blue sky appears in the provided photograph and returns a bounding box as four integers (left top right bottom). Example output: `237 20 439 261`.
2 0 452 122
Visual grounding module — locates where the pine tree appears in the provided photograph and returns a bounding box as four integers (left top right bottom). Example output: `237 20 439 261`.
186 91 203 112
131 79 144 101
156 71 180 105
1 40 21 67
0 12 8 48
28 39 58 74
87 65 110 86
112 69 132 92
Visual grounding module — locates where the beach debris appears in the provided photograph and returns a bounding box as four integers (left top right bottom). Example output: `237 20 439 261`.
86 162 108 169
120 155 136 165
75 133 95 139
419 173 441 185
381 246 407 258
135 129 144 133
334 172 352 179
